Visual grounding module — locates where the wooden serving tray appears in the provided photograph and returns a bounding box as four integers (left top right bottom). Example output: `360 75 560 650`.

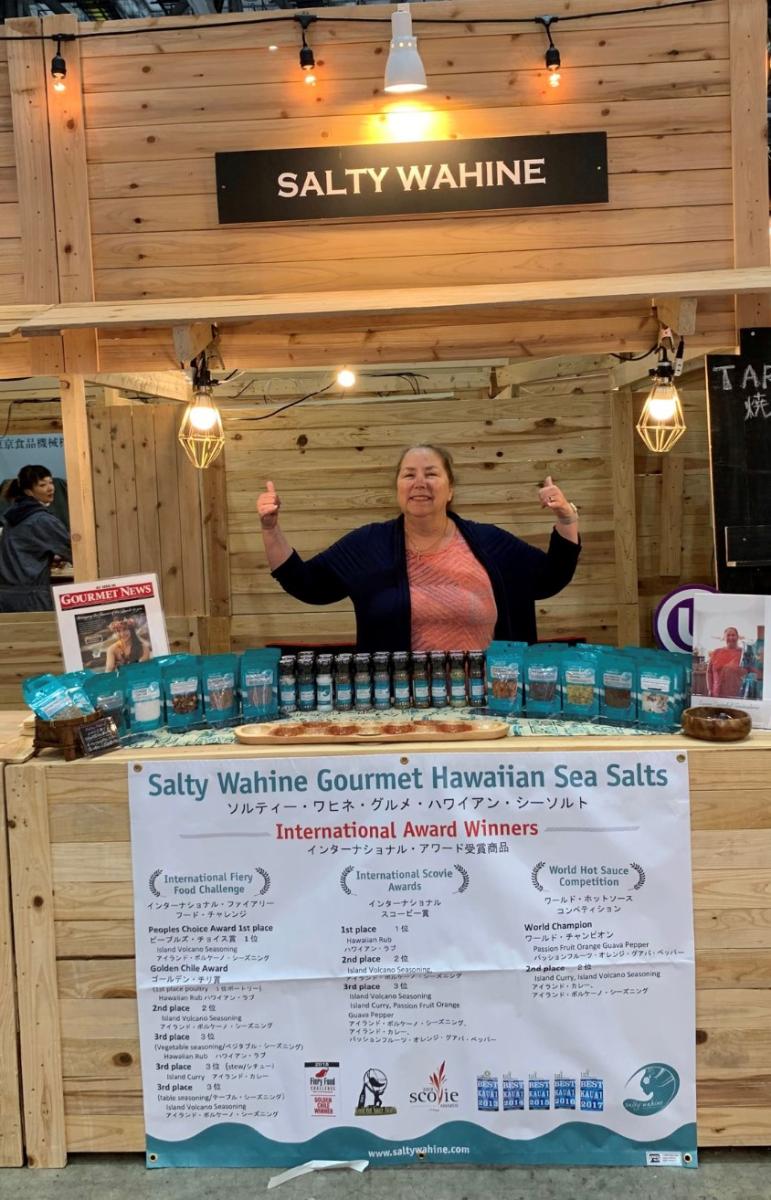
234 717 509 745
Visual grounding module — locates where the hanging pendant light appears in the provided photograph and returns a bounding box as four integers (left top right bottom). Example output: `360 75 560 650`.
635 348 686 453
384 3 427 94
178 352 225 469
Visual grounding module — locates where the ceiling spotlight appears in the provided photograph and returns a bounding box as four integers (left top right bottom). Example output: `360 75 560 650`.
385 3 427 95
337 367 357 389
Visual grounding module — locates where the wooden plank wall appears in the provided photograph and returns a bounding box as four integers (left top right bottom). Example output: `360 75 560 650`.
7 738 771 1161
633 371 714 642
80 0 734 301
0 42 23 306
225 383 617 649
87 403 207 616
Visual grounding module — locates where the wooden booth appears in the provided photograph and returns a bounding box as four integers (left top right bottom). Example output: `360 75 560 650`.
0 0 769 1168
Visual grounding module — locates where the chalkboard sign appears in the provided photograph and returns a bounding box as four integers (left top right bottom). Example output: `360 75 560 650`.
78 716 121 758
707 328 771 593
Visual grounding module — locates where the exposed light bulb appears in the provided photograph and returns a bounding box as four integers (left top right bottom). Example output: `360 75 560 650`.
385 4 427 94
50 39 67 92
188 400 220 432
636 358 686 453
304 72 317 86
53 78 66 93
337 367 356 388
545 43 561 88
548 68 561 88
268 44 278 52
646 392 678 423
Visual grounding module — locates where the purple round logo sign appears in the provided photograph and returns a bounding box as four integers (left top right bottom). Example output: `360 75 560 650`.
653 584 717 653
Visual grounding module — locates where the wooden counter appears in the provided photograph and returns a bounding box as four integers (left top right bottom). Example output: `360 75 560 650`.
6 731 771 1166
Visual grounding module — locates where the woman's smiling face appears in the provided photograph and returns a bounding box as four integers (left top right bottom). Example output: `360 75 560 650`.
396 447 453 518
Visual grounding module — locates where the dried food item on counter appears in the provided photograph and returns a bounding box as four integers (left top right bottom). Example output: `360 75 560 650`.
202 653 239 726
468 650 486 707
241 648 281 722
486 641 526 716
297 653 316 712
278 655 297 715
561 648 599 721
123 661 164 732
354 653 373 711
637 657 683 731
334 653 354 711
316 653 334 712
432 720 474 733
598 651 636 725
392 652 411 708
525 646 561 717
430 651 449 708
85 670 127 734
327 724 359 736
373 651 391 710
449 651 468 707
23 672 95 722
411 652 431 708
162 655 202 731
380 722 419 735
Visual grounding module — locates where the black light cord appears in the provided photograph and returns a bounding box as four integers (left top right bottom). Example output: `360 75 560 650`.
232 379 336 421
0 0 720 44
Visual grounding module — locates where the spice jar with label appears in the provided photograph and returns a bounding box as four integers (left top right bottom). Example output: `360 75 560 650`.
297 654 316 712
316 654 334 712
412 652 430 708
392 652 411 708
430 651 448 708
354 653 373 710
334 653 353 711
373 652 391 709
278 655 297 715
449 651 467 707
467 650 486 707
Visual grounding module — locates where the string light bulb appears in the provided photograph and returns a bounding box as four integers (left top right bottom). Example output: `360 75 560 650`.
537 16 562 89
50 37 67 93
178 353 225 469
336 367 357 388
384 3 427 94
295 13 318 83
635 347 687 454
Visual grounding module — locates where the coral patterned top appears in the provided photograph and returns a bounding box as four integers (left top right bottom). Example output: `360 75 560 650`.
408 527 498 651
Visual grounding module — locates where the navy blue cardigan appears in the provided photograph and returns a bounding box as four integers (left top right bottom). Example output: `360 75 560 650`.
272 512 580 652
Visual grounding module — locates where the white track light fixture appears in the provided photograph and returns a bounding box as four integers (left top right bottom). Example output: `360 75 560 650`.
636 345 687 454
384 4 427 95
178 352 225 469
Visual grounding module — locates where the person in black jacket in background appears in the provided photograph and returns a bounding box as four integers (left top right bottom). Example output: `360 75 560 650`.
256 444 580 652
0 464 71 611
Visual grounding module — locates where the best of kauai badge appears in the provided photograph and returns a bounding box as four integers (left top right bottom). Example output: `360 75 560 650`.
355 1068 397 1116
623 1063 680 1116
305 1061 340 1118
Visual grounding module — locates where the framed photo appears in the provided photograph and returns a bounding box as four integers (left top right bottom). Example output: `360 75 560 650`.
52 573 169 673
692 592 769 729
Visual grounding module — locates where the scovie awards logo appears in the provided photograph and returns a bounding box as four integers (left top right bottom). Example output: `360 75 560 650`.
623 1063 680 1116
305 1061 339 1118
355 1068 397 1116
409 1062 459 1109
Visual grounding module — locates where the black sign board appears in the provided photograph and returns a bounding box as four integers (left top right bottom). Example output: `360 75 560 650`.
79 715 121 758
216 133 608 225
707 328 771 593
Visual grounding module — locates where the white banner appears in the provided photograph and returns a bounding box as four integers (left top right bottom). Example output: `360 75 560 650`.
129 750 696 1169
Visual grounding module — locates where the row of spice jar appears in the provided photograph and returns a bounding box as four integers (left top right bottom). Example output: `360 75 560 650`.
279 650 487 714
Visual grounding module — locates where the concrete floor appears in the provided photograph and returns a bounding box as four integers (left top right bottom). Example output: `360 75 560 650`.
0 1151 770 1200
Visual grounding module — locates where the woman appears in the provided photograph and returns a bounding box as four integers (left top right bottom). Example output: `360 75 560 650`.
706 627 745 699
257 444 580 651
0 464 71 612
104 616 151 671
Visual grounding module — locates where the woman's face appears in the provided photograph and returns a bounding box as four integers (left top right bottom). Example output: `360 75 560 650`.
24 475 54 505
396 449 453 518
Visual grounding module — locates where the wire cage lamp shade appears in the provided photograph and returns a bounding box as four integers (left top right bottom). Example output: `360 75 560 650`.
178 384 225 469
635 363 686 454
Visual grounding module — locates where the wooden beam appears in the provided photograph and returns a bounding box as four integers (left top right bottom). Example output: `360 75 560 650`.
611 348 709 392
659 455 685 577
86 370 191 404
610 387 640 646
729 0 770 329
6 19 63 375
43 15 99 374
17 268 771 335
496 355 615 386
102 386 140 408
60 374 98 580
655 296 698 337
0 771 23 1165
201 451 230 620
172 322 213 367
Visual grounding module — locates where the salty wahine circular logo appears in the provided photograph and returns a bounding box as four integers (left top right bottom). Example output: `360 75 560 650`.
623 1063 680 1116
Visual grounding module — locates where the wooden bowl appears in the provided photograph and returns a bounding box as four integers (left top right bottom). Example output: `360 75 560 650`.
681 706 752 742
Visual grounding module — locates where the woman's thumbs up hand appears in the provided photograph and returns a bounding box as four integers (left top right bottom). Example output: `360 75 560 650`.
257 480 281 530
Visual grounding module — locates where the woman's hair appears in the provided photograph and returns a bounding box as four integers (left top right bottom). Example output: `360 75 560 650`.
394 444 456 489
3 464 53 502
109 617 144 662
